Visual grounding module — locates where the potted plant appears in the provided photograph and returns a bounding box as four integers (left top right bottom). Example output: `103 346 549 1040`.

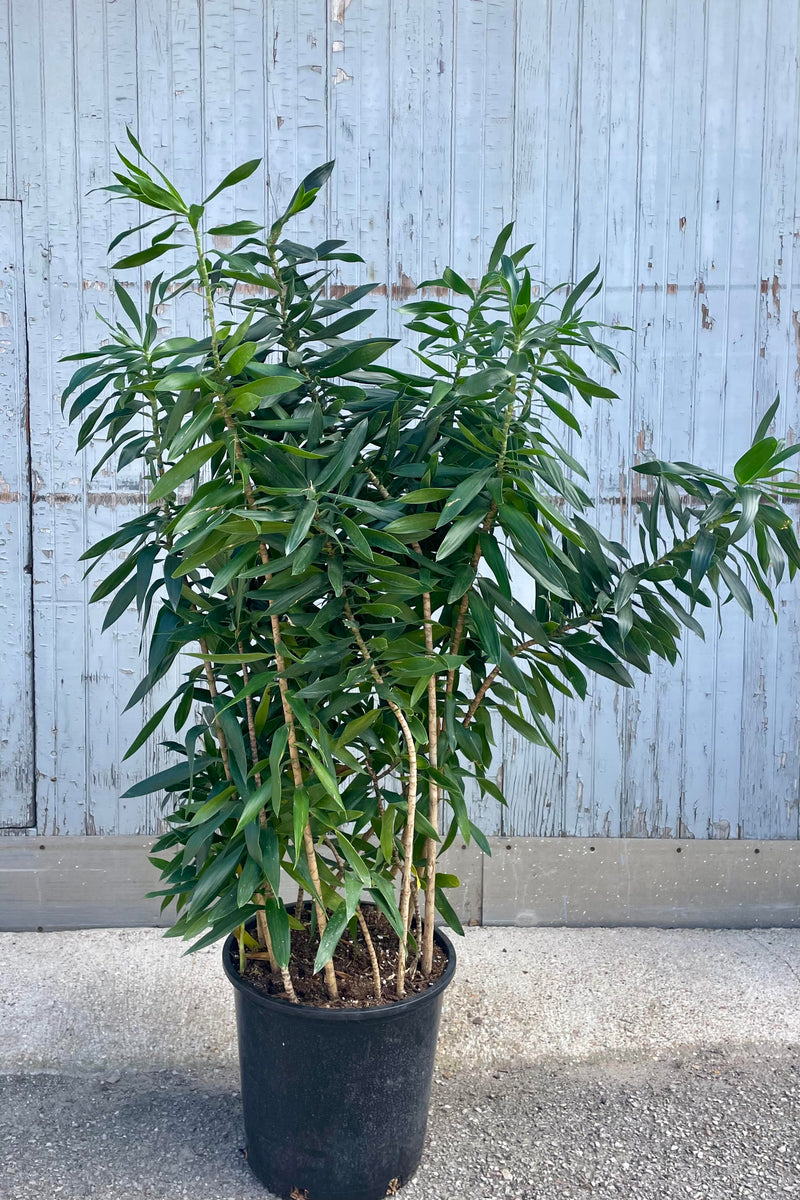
64 136 799 1200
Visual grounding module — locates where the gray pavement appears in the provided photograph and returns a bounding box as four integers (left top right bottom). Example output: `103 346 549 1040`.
1 926 799 1197
2 926 799 1072
2 1049 799 1198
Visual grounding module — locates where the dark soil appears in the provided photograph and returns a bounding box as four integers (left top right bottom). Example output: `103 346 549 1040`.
239 906 448 1009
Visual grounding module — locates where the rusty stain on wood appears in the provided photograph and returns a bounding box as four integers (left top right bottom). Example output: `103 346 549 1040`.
771 273 780 318
35 491 149 508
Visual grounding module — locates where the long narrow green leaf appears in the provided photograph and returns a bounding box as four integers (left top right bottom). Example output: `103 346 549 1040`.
150 441 223 502
265 897 292 969
286 499 317 554
435 512 483 561
690 530 717 588
203 158 262 205
292 787 309 867
435 467 494 529
313 905 347 973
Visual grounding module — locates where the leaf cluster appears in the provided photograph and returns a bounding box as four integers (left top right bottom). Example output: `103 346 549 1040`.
65 136 800 977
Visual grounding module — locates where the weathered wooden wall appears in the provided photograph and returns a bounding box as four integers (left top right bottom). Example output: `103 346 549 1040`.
0 199 33 827
0 0 797 841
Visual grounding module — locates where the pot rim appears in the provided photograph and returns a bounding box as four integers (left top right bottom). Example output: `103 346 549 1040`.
222 913 457 1022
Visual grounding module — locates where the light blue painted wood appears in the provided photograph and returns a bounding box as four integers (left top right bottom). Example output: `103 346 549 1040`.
0 0 796 839
740 1 800 839
501 0 799 839
0 200 33 826
10 0 84 835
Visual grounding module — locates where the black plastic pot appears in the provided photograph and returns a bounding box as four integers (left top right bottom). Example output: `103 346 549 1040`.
222 916 456 1200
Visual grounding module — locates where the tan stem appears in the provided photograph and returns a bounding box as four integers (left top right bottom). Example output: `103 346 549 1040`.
270 615 337 998
463 638 538 728
365 465 391 502
272 612 338 998
241 658 300 1000
239 648 262 788
356 906 383 1000
445 388 515 700
199 641 234 784
365 466 440 978
295 883 305 923
254 902 277 972
344 602 418 997
257 884 299 1002
192 230 318 1004
421 590 440 977
408 881 422 979
215 390 338 1000
366 762 386 817
445 503 498 698
463 604 618 731
279 965 299 1004
463 665 502 728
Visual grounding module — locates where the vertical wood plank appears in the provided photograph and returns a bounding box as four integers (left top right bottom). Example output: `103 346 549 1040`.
739 0 800 838
685 0 744 840
564 0 638 840
387 0 425 353
0 200 34 826
628 0 707 838
0 0 14 198
266 1 328 236
325 0 388 342
75 0 151 834
13 0 87 834
450 0 518 835
506 0 584 837
418 1 454 286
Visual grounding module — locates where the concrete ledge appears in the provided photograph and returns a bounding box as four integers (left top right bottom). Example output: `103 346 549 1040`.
0 836 166 930
0 836 484 932
2 835 798 932
1 926 798 1074
484 837 800 927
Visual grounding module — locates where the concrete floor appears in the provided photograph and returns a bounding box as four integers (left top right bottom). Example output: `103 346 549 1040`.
1 925 798 1073
1 926 799 1197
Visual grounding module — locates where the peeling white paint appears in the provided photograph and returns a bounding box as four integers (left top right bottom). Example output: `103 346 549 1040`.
330 0 352 23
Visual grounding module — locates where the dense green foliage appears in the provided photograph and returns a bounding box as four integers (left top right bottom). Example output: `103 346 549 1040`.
65 136 800 999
